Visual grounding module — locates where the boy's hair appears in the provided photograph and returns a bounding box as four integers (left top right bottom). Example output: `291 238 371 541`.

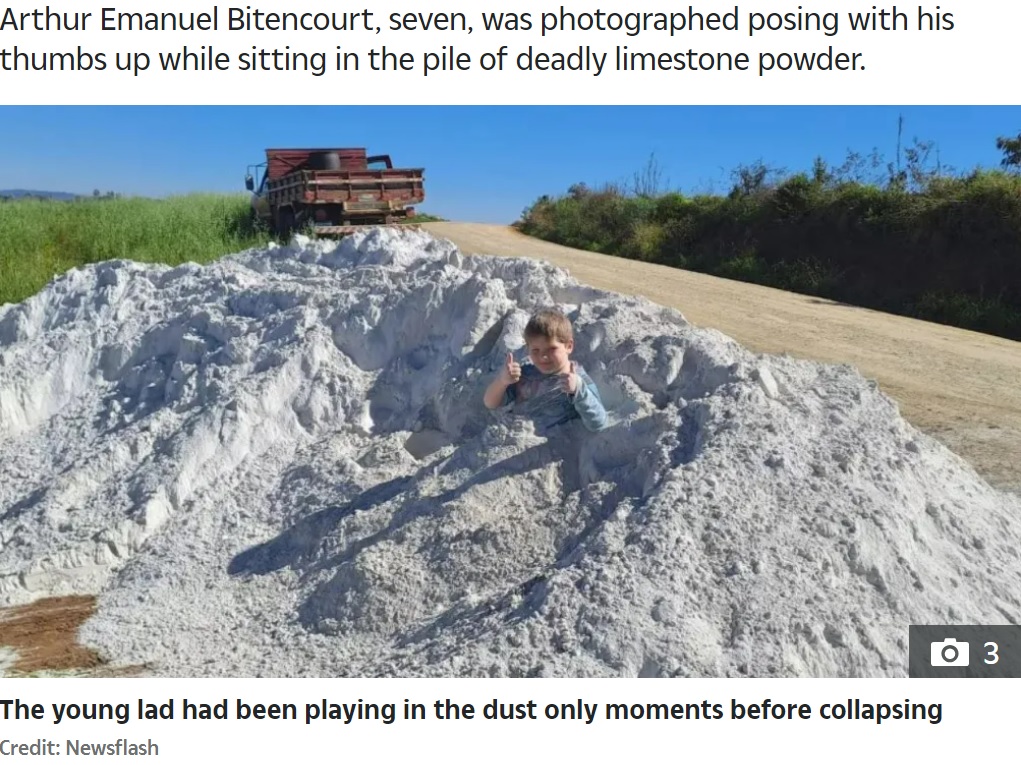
524 309 573 343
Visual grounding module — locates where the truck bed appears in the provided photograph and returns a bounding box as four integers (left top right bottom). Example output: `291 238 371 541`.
266 168 425 211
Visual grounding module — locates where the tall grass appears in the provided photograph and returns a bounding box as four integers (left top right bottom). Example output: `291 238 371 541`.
0 195 270 306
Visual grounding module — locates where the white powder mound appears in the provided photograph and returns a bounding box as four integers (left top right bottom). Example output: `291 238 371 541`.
1 228 1019 677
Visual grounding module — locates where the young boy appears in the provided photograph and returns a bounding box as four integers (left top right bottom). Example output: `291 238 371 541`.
484 309 608 433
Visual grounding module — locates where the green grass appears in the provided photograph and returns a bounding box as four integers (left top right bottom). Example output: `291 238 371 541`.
0 197 451 307
0 195 271 306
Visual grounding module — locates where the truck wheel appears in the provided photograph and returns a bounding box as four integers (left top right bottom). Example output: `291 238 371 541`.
275 208 295 240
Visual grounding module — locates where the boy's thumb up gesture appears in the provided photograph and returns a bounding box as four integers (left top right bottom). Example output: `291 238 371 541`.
560 361 579 395
501 352 522 386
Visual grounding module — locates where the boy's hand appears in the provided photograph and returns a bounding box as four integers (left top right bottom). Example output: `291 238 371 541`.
560 361 579 395
500 352 522 386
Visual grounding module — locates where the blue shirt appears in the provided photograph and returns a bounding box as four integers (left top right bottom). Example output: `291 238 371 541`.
501 363 608 434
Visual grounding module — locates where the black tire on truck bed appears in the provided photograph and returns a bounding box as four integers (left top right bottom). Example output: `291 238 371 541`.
308 151 341 170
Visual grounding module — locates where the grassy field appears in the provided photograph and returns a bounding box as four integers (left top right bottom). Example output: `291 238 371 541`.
0 196 449 307
0 195 270 307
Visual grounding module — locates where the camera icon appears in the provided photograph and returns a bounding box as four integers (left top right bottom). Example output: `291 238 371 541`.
930 638 970 667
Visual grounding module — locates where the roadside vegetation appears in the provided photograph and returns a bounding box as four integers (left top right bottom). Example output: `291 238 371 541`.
0 194 268 307
0 194 449 307
404 212 446 223
518 132 1021 341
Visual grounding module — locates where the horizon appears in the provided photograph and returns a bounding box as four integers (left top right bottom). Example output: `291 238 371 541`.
2 105 1019 223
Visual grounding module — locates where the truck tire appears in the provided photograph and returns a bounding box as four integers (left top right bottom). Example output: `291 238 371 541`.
308 151 341 170
274 207 295 240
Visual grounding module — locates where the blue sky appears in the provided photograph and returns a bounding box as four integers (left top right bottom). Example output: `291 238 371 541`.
2 106 1019 223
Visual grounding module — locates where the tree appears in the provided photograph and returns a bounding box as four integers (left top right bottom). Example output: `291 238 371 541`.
890 137 941 192
631 153 667 197
728 160 782 198
832 148 885 185
811 156 832 187
567 183 590 200
996 133 1021 171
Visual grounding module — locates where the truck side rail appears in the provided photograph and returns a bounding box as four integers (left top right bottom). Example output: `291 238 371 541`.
267 169 425 206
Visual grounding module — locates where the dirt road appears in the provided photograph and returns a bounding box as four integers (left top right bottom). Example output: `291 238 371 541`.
424 222 1021 494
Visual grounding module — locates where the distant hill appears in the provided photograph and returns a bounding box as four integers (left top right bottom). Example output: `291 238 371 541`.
0 189 79 201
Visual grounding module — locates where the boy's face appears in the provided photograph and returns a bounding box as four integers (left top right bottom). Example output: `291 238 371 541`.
526 334 573 375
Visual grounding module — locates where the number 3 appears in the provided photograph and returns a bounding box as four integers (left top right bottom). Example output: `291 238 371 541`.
984 641 1000 665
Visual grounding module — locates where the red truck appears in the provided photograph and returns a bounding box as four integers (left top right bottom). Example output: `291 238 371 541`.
245 148 425 237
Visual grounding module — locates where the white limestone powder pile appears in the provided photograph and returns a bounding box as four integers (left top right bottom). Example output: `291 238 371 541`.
1 228 1018 677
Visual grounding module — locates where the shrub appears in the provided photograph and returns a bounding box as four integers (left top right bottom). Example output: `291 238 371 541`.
518 160 1021 340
